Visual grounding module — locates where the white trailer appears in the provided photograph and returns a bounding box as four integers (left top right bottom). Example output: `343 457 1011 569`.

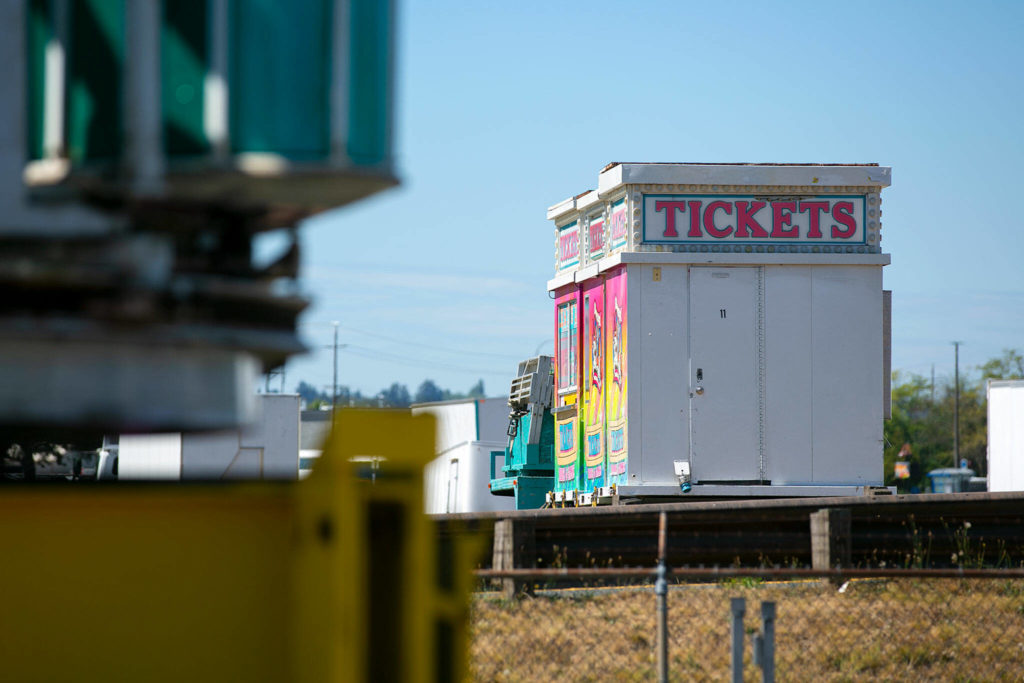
987 379 1024 492
118 394 301 480
117 433 182 480
424 440 511 514
413 398 515 513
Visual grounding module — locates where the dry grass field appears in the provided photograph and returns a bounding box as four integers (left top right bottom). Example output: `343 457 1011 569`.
470 578 1024 681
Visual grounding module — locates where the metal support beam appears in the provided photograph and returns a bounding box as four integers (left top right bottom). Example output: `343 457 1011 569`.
124 0 164 194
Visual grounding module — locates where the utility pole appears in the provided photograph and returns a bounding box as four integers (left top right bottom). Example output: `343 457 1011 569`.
332 321 339 411
322 323 348 410
953 341 962 467
264 365 284 393
930 364 935 404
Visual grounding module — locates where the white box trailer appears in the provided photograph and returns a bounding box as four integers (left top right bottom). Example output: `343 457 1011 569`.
413 398 515 513
412 397 509 454
547 163 893 500
424 440 513 514
987 379 1024 492
118 394 300 480
116 433 182 480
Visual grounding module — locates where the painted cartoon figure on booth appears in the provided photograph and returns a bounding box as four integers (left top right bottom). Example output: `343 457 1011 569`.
591 304 602 394
612 299 622 400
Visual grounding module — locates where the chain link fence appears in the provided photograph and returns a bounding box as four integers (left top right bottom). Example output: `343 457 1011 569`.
469 569 1024 681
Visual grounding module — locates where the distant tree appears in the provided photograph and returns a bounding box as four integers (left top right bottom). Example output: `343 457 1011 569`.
884 370 987 490
296 375 494 409
295 381 327 405
467 379 485 398
883 348 1023 491
379 382 411 408
414 380 445 404
979 349 1024 381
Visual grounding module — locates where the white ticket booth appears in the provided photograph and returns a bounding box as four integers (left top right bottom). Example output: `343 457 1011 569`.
548 163 892 500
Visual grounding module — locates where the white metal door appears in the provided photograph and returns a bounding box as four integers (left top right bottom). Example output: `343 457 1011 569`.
446 459 460 513
689 267 761 482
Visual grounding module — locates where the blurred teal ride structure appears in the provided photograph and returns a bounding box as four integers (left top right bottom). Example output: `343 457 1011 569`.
489 356 555 509
8 0 396 439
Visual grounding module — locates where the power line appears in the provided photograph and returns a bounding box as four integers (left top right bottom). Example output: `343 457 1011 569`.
300 321 522 360
340 325 522 360
344 350 503 376
341 345 506 376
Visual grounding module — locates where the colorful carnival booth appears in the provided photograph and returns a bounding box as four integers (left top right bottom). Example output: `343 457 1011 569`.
546 163 893 504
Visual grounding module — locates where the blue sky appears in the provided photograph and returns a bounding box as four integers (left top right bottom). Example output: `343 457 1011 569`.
274 0 1024 398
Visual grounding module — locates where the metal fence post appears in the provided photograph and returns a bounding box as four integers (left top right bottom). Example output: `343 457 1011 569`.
656 511 668 683
760 601 775 683
493 518 536 599
810 508 851 571
731 597 746 683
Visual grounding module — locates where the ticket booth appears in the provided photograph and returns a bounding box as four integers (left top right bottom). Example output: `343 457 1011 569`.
548 163 892 503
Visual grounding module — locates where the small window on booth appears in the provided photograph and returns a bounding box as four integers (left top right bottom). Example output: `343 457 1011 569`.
557 300 578 400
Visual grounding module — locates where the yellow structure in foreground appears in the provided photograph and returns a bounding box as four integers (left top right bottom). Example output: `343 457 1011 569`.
0 411 476 682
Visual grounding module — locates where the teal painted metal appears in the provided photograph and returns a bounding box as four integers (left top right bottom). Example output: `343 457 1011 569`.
66 0 125 163
162 0 209 157
489 356 556 510
230 0 331 159
489 469 550 511
474 400 480 441
23 0 396 206
25 0 50 161
347 0 392 166
512 476 551 510
505 411 553 473
489 412 554 485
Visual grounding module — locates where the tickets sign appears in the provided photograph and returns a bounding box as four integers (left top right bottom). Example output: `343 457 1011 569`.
642 195 866 246
557 220 580 270
609 198 628 250
587 213 605 259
